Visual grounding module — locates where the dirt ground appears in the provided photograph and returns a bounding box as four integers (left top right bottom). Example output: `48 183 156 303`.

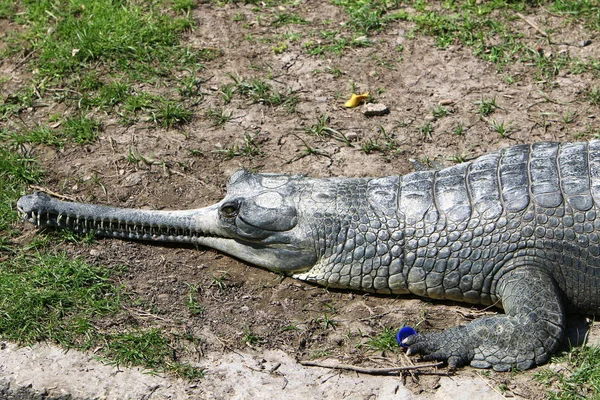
4 1 600 399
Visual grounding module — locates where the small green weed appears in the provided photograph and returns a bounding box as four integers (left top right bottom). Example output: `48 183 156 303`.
419 121 433 139
0 147 43 241
272 13 307 26
152 101 193 128
449 153 468 163
304 114 351 144
210 272 230 290
205 107 233 128
316 313 337 330
535 346 600 399
432 105 451 119
228 75 297 109
475 97 499 117
178 76 206 98
217 132 262 158
563 110 577 124
91 81 131 108
490 119 510 138
1 125 63 148
62 116 101 144
281 325 299 332
366 327 398 352
453 121 465 136
360 126 400 154
588 87 600 105
242 326 262 345
185 284 205 316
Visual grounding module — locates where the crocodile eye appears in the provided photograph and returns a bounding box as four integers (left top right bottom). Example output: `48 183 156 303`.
220 203 239 218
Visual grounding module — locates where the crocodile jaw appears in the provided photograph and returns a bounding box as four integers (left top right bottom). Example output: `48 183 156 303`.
17 192 317 273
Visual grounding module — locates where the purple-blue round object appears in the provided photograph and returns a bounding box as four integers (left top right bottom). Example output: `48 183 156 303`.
396 326 417 348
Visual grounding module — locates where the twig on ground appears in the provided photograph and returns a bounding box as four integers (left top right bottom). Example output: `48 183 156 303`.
516 13 548 37
297 359 443 375
28 185 77 201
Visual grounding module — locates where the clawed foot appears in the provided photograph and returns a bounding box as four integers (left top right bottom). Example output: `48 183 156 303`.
402 330 538 372
402 332 470 370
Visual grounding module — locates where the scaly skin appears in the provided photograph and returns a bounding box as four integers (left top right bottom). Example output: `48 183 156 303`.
17 141 600 371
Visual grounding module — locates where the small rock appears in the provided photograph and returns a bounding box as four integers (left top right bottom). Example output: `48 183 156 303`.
157 293 169 302
362 103 390 117
345 131 358 142
439 99 454 106
582 39 592 47
353 36 370 45
122 172 144 187
89 249 101 257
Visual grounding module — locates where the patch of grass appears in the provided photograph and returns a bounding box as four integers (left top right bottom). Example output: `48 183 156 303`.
272 41 288 54
7 1 197 82
242 326 263 345
490 119 510 138
102 329 171 369
0 147 43 240
151 101 193 128
210 271 231 290
178 75 206 97
90 81 132 108
205 107 233 128
449 153 468 163
217 132 262 158
272 12 307 26
475 97 499 117
366 327 398 352
1 125 63 148
0 253 121 346
316 313 337 330
0 86 37 120
360 126 400 154
453 121 465 136
588 87 600 105
229 75 297 108
550 0 600 31
172 0 196 13
332 0 403 35
419 121 434 139
281 324 299 332
535 346 600 399
304 114 351 144
63 116 101 144
185 284 205 316
330 0 597 80
432 105 451 119
102 329 206 378
563 110 577 124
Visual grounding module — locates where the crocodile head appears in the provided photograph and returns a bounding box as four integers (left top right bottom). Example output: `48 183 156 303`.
17 170 321 273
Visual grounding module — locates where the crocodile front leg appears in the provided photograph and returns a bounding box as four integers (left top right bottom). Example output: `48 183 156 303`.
403 266 566 371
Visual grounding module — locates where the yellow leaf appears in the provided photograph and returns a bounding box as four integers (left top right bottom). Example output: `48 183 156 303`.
344 92 370 108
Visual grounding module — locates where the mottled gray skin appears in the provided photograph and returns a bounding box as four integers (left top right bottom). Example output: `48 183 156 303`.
17 141 600 371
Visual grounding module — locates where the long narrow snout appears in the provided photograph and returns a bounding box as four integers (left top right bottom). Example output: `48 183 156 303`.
17 192 223 243
17 192 318 273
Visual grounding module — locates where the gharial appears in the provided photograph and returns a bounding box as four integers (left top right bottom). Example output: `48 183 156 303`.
17 141 600 372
